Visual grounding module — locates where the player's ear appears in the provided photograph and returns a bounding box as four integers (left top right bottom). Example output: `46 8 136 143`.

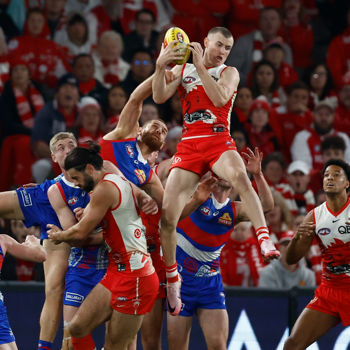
204 37 209 48
51 152 57 163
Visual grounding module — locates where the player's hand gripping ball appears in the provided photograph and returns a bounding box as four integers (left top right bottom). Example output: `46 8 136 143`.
164 27 190 65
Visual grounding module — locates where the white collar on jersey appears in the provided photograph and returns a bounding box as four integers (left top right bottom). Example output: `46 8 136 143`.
210 193 230 209
62 176 80 189
136 142 148 165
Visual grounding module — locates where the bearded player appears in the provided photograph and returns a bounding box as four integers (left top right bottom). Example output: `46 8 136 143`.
152 26 279 315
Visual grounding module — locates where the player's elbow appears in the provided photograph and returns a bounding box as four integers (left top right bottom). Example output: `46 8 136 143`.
35 249 47 263
152 92 166 104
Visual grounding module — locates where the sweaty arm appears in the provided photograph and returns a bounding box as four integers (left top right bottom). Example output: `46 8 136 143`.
47 181 116 243
286 211 315 265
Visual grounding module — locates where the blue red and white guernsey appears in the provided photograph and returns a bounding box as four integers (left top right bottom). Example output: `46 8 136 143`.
0 246 16 345
175 194 236 316
55 176 109 307
99 138 153 187
16 174 63 240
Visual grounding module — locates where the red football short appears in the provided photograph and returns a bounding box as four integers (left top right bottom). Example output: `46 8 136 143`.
170 135 237 175
150 247 166 299
100 269 159 315
307 284 350 326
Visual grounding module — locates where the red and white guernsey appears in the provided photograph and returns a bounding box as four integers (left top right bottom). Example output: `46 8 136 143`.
178 63 237 140
313 197 350 287
102 173 154 277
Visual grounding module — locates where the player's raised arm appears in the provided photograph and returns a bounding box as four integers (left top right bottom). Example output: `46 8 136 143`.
285 211 315 264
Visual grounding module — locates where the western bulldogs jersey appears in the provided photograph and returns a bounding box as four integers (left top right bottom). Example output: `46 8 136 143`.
178 63 237 140
56 176 109 271
176 194 236 278
99 138 153 187
313 197 350 287
101 173 154 276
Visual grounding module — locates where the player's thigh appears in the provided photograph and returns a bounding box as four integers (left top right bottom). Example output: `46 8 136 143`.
286 308 339 348
197 308 228 350
70 283 112 336
167 313 193 350
106 310 143 347
0 191 23 220
0 342 18 350
162 168 199 219
141 298 164 346
63 305 79 323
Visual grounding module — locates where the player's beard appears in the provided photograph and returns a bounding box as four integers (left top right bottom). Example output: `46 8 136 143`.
81 173 95 193
141 132 163 152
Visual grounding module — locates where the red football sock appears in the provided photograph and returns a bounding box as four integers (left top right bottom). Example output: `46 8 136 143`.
71 334 96 350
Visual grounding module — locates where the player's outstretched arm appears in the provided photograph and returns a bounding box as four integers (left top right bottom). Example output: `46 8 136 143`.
48 181 117 243
152 42 183 104
286 211 315 265
0 234 46 262
142 172 164 208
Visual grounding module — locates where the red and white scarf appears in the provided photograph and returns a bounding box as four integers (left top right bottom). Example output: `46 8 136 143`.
13 84 44 128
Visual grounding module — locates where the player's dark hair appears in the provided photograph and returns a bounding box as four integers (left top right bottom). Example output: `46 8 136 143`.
321 135 346 153
208 27 233 39
322 159 350 181
65 143 103 171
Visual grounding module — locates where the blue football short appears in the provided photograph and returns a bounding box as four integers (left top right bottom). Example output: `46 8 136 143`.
0 298 15 345
64 268 106 307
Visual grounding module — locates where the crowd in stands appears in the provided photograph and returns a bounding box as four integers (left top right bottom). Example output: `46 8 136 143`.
0 0 350 288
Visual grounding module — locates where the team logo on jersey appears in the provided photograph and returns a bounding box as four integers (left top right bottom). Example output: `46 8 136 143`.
218 212 232 226
200 206 211 216
68 196 78 206
134 169 146 184
183 257 199 273
183 76 196 84
134 229 141 239
126 144 134 158
172 156 182 164
317 227 331 236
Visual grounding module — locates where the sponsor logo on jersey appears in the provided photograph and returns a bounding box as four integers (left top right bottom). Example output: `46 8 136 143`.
68 196 78 206
126 144 134 158
183 76 196 84
338 225 350 234
317 227 331 236
117 296 128 301
134 169 146 184
218 212 233 226
200 206 211 216
65 292 84 303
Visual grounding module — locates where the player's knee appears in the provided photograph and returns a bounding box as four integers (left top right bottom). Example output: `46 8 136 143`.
160 215 177 234
283 336 303 350
207 335 227 350
229 168 249 188
69 321 87 338
45 284 64 299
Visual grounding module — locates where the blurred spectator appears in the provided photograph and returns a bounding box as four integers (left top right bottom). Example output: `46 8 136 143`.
228 0 282 39
231 86 253 131
121 49 154 96
279 0 314 72
333 81 350 136
263 42 298 89
163 93 183 129
90 0 115 38
75 96 104 147
43 0 67 39
0 0 20 41
258 230 315 288
227 7 293 86
291 99 350 171
31 73 79 182
269 81 312 162
276 160 315 216
0 27 9 94
326 7 350 88
266 190 294 243
261 151 287 188
220 222 265 287
2 221 44 281
158 126 182 162
0 59 45 190
140 101 160 126
92 30 129 88
303 62 337 111
244 96 280 156
104 84 128 131
169 0 229 43
71 53 107 106
250 59 284 107
7 8 70 94
123 8 159 63
65 0 100 14
54 12 95 59
231 128 250 155
309 135 346 195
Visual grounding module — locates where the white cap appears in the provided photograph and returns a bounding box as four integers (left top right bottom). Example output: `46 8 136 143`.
78 96 101 112
314 98 336 112
287 160 310 175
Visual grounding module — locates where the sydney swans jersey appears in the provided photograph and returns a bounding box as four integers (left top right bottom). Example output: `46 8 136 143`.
101 174 153 276
99 138 153 187
178 63 236 140
176 195 236 278
313 197 350 287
